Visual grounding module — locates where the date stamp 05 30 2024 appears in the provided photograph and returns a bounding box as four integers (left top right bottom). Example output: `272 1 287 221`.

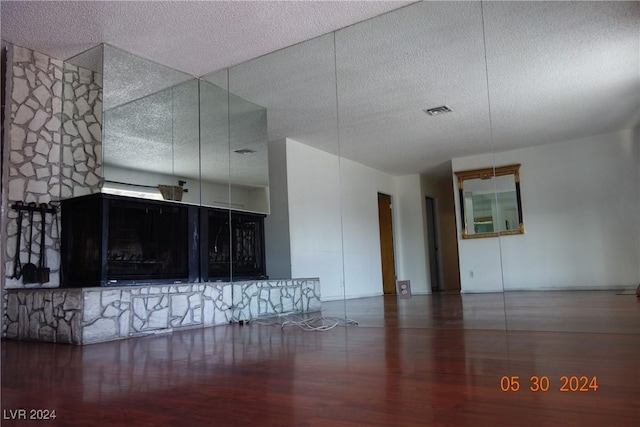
3 409 57 421
500 375 599 393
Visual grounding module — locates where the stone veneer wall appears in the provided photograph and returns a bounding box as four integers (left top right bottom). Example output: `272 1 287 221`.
4 289 83 343
6 45 63 206
2 45 103 293
61 61 103 198
5 279 321 344
4 45 64 293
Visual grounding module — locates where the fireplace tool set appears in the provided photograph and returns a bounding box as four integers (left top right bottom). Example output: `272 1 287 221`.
10 201 58 284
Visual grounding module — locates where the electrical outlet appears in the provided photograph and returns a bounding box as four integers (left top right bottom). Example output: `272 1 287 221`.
469 270 475 278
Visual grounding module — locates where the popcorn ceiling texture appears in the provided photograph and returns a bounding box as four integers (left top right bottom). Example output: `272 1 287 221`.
0 1 410 77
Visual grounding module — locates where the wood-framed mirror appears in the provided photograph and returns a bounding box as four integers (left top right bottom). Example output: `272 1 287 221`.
455 164 524 239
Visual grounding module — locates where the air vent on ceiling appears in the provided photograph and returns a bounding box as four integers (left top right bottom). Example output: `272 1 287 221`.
234 148 256 154
423 105 452 116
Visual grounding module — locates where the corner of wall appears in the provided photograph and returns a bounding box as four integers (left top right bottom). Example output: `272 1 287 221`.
635 126 640 283
393 174 429 294
1 42 14 336
420 165 461 293
264 138 292 278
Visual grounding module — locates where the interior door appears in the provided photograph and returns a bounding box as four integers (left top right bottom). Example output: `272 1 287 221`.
378 193 396 294
425 196 441 291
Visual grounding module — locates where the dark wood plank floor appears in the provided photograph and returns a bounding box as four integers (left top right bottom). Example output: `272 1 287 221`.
324 291 640 333
2 292 639 426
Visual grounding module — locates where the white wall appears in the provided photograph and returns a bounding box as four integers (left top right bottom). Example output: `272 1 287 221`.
284 138 429 300
264 139 291 279
339 157 384 299
452 128 640 292
285 139 345 300
393 175 430 294
637 128 640 282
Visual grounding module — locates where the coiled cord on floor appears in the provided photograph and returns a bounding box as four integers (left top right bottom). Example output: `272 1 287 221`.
252 314 358 331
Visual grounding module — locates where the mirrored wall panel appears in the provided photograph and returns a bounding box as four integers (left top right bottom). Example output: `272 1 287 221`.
482 1 640 333
227 34 344 304
198 70 232 282
101 45 200 203
59 1 639 336
228 93 269 214
199 71 231 210
334 1 506 327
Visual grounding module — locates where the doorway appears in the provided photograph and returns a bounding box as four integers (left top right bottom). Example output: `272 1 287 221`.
425 196 441 292
378 193 396 294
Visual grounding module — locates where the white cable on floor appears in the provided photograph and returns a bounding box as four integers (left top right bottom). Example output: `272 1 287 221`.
251 314 358 331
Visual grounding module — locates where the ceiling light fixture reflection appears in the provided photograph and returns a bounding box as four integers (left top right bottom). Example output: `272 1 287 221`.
234 148 257 154
423 105 452 116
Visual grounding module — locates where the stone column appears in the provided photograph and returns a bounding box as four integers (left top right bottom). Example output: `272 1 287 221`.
2 44 103 336
60 62 103 198
3 45 64 296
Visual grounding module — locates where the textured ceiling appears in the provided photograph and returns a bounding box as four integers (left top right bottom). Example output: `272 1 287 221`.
1 0 413 76
226 1 640 176
2 1 639 179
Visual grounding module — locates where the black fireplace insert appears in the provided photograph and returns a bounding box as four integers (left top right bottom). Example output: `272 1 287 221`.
201 209 266 281
61 193 266 287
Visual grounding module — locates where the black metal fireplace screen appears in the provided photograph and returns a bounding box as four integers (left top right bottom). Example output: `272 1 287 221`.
203 209 265 280
61 193 265 287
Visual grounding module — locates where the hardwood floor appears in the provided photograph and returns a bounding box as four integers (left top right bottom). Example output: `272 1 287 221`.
325 291 640 334
2 292 639 426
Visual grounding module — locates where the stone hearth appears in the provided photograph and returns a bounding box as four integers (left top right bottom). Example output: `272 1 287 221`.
5 279 320 344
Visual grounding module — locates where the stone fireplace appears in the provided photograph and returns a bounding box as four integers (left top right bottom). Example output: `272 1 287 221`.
5 279 321 344
2 44 321 345
60 193 268 287
6 190 320 345
60 193 199 287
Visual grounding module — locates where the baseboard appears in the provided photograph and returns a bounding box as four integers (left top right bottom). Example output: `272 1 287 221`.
322 291 384 302
322 290 434 302
503 286 636 292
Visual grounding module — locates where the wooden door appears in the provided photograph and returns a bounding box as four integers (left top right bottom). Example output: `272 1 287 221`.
378 193 396 294
425 196 441 291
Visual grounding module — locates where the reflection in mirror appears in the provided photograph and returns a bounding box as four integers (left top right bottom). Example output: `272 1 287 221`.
101 44 194 112
455 164 523 239
100 45 200 203
198 72 230 210
198 69 232 282
102 79 200 203
227 92 269 283
481 1 640 333
228 92 269 213
200 71 270 213
227 33 345 309
334 1 505 327
65 44 103 74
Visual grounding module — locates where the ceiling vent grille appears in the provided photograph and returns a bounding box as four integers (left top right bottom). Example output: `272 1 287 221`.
423 105 452 116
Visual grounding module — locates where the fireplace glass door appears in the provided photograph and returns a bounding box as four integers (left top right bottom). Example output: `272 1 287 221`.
203 208 266 281
61 194 196 287
107 199 189 282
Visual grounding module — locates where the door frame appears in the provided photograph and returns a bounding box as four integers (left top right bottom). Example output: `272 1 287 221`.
425 196 441 292
378 192 397 294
